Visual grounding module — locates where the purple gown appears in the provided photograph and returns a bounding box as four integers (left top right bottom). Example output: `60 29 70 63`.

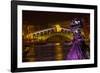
66 32 88 60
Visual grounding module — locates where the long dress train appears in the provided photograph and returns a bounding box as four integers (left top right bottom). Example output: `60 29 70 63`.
66 33 89 60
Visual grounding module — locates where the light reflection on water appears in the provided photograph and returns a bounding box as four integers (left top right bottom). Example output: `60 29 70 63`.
32 43 71 62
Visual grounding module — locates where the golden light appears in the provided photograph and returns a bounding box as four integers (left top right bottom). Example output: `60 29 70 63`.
55 24 62 32
26 33 33 40
55 43 60 45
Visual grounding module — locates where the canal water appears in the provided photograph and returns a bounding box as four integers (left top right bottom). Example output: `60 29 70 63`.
23 43 71 62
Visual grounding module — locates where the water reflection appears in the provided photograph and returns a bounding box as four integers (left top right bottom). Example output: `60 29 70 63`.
23 43 71 62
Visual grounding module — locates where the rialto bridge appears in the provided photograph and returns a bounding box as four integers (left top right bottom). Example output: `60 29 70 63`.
25 24 73 43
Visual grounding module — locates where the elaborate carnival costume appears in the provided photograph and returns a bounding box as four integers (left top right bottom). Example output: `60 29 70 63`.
66 18 89 60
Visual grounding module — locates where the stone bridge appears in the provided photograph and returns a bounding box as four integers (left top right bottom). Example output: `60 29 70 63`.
32 25 73 42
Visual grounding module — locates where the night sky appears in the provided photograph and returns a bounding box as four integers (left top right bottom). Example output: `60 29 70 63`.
23 10 90 30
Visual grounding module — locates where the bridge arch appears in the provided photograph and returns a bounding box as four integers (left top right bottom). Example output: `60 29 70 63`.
46 33 72 43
